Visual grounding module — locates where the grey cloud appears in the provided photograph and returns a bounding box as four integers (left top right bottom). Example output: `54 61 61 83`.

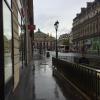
34 0 94 36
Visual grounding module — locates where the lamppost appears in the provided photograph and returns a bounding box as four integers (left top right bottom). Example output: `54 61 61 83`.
44 36 46 55
54 20 59 58
96 10 99 55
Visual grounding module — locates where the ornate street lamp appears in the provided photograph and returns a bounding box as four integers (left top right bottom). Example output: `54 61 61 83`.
54 20 59 58
96 10 99 55
44 35 46 55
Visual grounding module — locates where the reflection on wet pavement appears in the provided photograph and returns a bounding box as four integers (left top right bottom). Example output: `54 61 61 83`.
34 56 66 100
33 54 86 100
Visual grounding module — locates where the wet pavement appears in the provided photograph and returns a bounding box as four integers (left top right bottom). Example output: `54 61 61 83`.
8 52 87 100
33 55 86 100
34 57 66 100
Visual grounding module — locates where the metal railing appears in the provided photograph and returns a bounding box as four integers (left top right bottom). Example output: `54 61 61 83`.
53 55 100 69
52 57 100 100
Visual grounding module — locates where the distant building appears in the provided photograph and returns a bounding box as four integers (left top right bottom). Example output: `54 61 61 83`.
58 33 70 52
58 33 70 45
69 31 74 52
33 29 55 52
72 0 100 54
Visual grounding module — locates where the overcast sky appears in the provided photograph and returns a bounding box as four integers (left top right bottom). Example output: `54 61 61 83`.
34 0 94 37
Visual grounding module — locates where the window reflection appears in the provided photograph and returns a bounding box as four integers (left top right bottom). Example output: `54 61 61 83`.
3 1 12 83
18 12 21 35
6 0 11 7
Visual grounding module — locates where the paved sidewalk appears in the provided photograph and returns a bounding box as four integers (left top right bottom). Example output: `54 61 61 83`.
8 61 35 100
8 55 88 100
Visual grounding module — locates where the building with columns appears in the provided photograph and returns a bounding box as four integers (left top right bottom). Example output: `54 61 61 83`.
33 29 55 52
72 0 100 55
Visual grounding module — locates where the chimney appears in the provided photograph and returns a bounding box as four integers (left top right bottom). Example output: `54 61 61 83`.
87 2 93 7
76 13 80 17
81 8 86 12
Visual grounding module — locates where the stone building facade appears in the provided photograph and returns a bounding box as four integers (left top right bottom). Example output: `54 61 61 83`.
72 0 100 55
33 29 55 52
58 33 70 52
69 31 74 52
58 33 70 45
0 0 34 99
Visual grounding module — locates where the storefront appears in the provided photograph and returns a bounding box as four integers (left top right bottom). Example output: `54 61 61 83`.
0 0 13 99
0 0 26 99
83 37 100 55
0 0 34 99
3 0 13 97
90 37 100 55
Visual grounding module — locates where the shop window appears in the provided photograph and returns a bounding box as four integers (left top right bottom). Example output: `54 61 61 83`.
5 0 11 7
3 1 12 84
18 12 21 35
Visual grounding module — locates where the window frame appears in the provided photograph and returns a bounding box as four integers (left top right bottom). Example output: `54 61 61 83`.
4 0 12 10
0 0 4 100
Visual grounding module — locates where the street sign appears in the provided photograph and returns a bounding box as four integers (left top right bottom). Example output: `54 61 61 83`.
28 25 36 30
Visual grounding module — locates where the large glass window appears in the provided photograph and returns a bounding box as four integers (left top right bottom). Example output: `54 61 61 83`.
18 12 21 36
3 1 12 84
5 0 11 7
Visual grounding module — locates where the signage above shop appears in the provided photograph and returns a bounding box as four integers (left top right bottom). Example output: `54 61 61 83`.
28 25 36 30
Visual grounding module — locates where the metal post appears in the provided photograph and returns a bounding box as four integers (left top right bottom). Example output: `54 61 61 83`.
54 20 59 59
44 36 46 55
96 10 99 56
56 29 58 59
